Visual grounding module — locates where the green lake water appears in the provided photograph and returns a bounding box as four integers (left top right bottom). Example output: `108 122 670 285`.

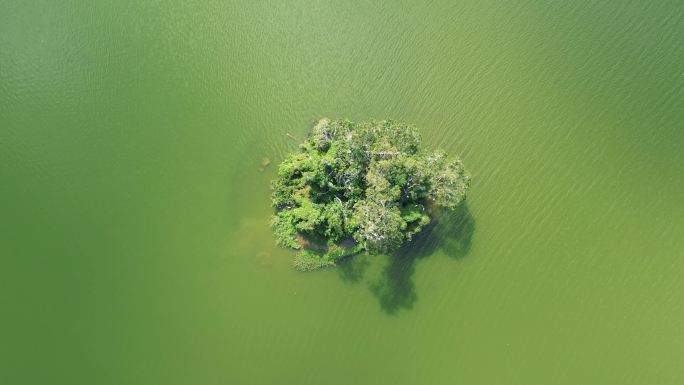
2 1 684 384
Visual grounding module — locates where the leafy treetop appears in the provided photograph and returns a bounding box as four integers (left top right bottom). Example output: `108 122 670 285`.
271 118 470 271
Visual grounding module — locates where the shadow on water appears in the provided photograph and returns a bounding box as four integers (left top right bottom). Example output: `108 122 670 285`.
338 202 475 314
337 252 371 284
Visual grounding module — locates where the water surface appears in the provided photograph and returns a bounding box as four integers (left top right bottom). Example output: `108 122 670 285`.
2 1 683 384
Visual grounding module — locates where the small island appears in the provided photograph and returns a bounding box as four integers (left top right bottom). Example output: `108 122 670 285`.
271 118 471 271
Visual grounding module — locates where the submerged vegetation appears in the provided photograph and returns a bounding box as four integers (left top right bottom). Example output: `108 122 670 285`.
271 118 471 271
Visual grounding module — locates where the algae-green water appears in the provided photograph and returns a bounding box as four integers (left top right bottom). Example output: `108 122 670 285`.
2 1 683 384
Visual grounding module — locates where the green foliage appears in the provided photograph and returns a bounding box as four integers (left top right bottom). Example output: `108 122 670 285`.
271 118 471 271
271 210 299 249
294 250 337 272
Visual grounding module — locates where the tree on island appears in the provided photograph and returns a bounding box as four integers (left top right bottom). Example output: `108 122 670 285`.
271 118 471 271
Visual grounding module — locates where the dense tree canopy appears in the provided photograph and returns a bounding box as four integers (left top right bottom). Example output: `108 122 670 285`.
271 118 470 271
